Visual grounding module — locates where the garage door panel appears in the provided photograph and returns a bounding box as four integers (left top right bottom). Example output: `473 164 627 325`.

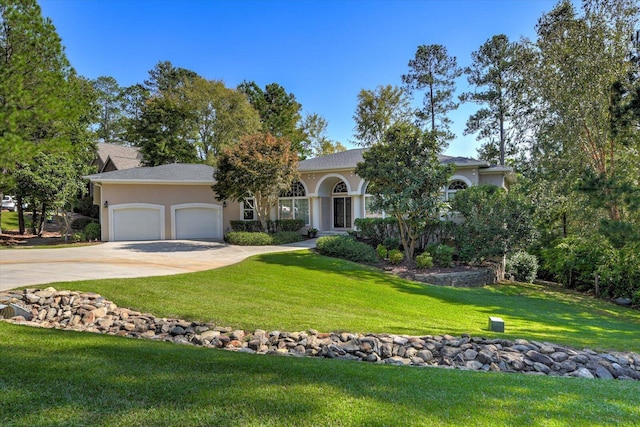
175 206 221 239
113 208 162 241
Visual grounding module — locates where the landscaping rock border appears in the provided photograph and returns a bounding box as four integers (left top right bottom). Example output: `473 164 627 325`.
2 287 639 381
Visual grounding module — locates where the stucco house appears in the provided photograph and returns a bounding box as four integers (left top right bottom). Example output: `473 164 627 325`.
84 148 514 242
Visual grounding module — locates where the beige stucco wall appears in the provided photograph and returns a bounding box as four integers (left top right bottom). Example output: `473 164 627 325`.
479 173 507 189
448 167 480 187
299 170 366 196
95 183 242 241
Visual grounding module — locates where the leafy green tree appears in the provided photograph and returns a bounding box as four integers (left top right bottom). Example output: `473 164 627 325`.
237 81 306 155
133 95 198 166
213 132 299 232
0 0 94 233
355 124 452 261
92 76 126 142
182 77 261 164
300 113 346 157
451 185 536 266
15 152 90 237
144 60 198 95
352 85 412 147
402 44 462 141
530 0 640 223
460 35 531 166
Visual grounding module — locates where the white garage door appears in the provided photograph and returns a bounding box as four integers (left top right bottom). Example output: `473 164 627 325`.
112 206 163 241
174 205 222 240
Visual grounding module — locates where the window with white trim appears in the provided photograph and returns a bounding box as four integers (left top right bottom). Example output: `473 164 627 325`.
333 181 348 194
278 182 310 225
445 179 468 201
242 198 255 220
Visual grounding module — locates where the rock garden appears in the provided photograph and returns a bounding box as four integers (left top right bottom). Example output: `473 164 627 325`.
2 287 639 381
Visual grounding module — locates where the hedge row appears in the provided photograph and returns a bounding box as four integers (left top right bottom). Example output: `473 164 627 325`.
230 219 305 233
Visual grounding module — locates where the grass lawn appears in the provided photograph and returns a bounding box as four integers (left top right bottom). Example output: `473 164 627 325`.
2 250 640 426
0 211 29 231
1 322 639 426
63 250 640 353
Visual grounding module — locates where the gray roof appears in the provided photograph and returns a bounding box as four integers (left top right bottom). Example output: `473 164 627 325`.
299 148 490 171
96 143 142 170
85 163 215 183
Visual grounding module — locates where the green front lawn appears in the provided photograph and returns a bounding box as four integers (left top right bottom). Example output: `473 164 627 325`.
66 250 640 353
2 250 640 426
1 211 22 231
1 322 638 426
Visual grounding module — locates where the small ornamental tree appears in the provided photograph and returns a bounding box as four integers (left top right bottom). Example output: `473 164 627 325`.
451 185 536 265
355 123 453 261
213 132 298 232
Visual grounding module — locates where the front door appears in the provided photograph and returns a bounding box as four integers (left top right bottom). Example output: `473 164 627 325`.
333 197 351 228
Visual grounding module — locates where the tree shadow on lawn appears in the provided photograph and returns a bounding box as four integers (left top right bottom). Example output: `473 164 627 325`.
2 324 639 426
257 251 640 352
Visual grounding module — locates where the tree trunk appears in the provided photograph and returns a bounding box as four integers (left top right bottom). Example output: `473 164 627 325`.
37 202 47 237
16 195 25 234
31 206 38 235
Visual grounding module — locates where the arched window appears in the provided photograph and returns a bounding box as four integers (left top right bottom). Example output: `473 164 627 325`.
278 181 309 225
446 179 468 201
280 181 306 197
333 181 348 194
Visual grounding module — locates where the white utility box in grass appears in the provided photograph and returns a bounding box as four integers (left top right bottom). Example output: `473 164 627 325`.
489 316 504 332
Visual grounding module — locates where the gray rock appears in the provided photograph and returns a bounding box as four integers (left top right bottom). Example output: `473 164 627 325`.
539 345 555 354
550 352 568 362
527 350 554 366
170 326 185 336
440 346 460 357
465 360 484 370
477 349 496 364
534 362 551 374
463 349 478 360
417 349 433 362
574 368 595 379
615 297 632 306
339 340 360 353
595 365 614 379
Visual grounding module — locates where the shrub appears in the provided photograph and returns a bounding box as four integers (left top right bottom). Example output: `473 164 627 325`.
230 221 263 232
388 249 404 265
84 222 101 241
224 231 274 246
270 231 303 245
274 219 305 232
71 217 95 230
73 196 99 218
426 244 454 267
72 232 85 242
506 251 538 283
542 236 639 299
316 235 379 264
415 252 434 269
376 244 387 260
383 237 401 251
353 217 399 247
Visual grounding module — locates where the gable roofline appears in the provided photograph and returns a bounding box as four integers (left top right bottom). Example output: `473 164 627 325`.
298 148 495 172
84 163 215 185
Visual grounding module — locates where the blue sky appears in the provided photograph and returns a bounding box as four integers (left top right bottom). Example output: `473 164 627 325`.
40 0 559 158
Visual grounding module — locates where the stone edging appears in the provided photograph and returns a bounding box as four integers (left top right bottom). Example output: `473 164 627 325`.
2 288 639 381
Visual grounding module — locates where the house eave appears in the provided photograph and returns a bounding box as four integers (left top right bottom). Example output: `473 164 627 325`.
83 178 215 186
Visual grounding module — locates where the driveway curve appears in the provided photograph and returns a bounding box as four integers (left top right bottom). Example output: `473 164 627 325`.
0 239 316 291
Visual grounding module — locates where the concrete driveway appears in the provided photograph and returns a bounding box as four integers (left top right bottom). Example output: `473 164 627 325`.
0 239 316 291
